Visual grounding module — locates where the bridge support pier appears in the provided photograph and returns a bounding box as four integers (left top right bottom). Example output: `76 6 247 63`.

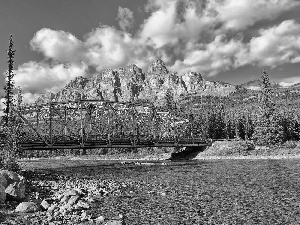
170 146 207 160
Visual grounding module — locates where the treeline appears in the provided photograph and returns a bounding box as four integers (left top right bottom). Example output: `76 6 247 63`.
192 105 300 144
190 70 300 146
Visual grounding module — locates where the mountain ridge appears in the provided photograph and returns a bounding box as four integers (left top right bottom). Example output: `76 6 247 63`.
35 59 296 106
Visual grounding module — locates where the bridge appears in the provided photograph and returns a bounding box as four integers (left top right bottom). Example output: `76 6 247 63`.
4 100 211 151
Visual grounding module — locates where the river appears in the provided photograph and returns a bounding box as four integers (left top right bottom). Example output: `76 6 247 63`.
48 159 300 224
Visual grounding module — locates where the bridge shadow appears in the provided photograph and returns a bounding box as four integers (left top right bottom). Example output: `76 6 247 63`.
169 146 208 160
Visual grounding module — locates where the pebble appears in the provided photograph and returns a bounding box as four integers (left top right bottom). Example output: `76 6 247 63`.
96 215 105 222
2 171 133 224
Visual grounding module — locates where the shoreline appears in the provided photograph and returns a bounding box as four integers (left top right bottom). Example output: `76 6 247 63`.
18 153 300 162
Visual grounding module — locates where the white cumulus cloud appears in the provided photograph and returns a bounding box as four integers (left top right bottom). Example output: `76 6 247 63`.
140 0 214 48
15 61 88 94
171 35 248 75
214 0 300 30
249 20 300 67
30 28 84 64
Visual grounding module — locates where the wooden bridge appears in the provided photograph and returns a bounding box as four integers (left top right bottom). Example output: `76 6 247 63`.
4 100 211 150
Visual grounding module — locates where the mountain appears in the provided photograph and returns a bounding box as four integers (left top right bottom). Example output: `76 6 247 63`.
36 59 237 106
239 80 263 90
239 79 285 91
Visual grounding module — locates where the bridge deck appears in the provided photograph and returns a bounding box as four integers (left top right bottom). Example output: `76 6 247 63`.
19 138 210 150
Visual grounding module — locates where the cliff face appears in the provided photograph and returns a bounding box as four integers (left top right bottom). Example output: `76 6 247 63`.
37 59 237 105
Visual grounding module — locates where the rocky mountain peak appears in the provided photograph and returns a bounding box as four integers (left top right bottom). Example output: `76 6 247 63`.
64 76 89 90
35 59 239 105
147 59 168 74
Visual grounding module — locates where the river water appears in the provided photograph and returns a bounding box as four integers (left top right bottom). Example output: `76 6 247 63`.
49 159 300 224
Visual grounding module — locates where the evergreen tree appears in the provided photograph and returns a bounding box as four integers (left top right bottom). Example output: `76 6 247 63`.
261 69 274 119
252 69 284 146
165 88 175 111
3 35 16 125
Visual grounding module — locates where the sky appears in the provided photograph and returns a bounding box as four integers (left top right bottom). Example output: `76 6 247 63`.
1 0 300 104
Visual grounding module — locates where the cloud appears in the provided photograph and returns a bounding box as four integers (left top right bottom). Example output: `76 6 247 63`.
15 61 88 94
30 28 84 63
12 0 300 105
21 93 41 104
278 76 300 87
140 0 214 48
249 20 300 67
84 26 136 70
170 35 248 75
116 7 135 31
214 0 300 30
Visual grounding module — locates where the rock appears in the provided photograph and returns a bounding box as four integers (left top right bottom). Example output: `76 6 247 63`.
67 195 80 206
15 202 39 213
105 220 123 225
40 199 51 210
0 170 23 186
63 189 81 197
86 197 95 203
47 204 58 213
76 200 90 209
5 181 26 201
0 184 6 203
60 195 70 203
95 215 105 223
0 174 7 188
81 211 87 220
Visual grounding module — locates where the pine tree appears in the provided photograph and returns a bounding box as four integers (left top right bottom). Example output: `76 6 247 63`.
165 88 175 111
261 69 274 119
3 35 16 126
252 69 284 146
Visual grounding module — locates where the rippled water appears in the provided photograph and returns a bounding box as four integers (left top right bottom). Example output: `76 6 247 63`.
58 159 300 224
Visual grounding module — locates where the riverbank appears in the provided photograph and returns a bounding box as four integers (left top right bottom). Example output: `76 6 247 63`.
7 158 300 224
17 140 300 170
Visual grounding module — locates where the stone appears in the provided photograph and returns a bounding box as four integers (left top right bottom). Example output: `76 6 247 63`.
15 202 39 213
160 192 166 197
47 204 58 213
86 197 95 203
0 174 7 188
67 195 80 206
76 200 90 209
40 199 51 211
95 216 105 223
0 170 23 186
0 184 6 204
5 181 26 201
105 220 123 225
60 195 71 203
63 189 81 197
81 211 87 220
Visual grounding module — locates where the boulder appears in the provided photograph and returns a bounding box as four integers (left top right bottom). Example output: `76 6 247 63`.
0 170 25 201
63 189 80 197
5 181 26 201
40 199 51 211
0 170 21 186
0 174 7 188
15 202 39 213
67 195 80 206
0 184 6 204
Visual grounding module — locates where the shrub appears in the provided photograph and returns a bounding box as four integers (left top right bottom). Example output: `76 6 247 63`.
0 125 20 171
283 140 298 149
